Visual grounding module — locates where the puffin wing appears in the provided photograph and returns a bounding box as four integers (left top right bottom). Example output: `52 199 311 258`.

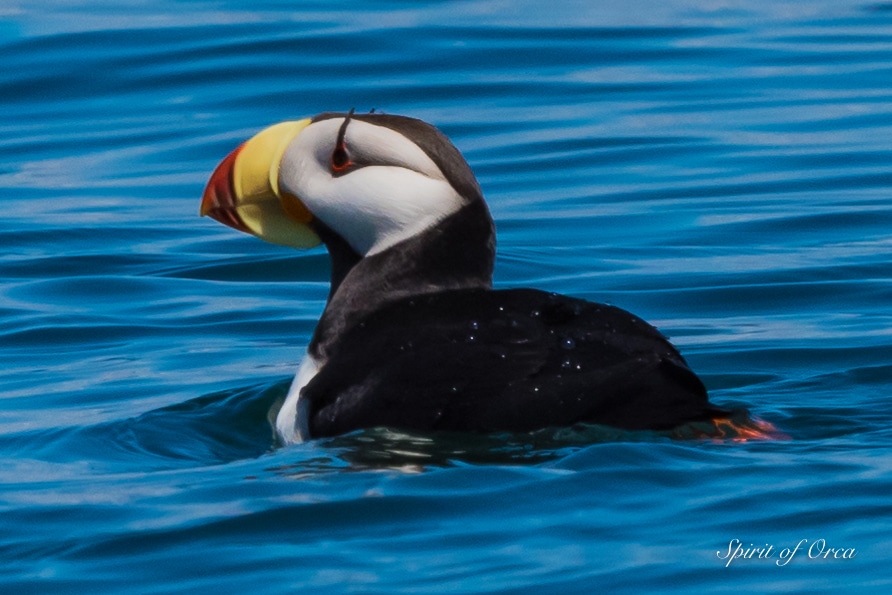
303 289 548 436
303 288 716 437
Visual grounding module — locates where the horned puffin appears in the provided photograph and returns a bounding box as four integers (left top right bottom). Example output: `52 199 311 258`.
201 110 731 445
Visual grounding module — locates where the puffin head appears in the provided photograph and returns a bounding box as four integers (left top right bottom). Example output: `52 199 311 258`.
200 111 486 258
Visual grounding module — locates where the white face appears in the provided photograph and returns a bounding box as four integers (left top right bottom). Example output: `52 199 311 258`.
278 117 466 256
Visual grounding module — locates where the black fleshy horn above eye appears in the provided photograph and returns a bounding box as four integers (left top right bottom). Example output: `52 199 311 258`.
336 108 355 146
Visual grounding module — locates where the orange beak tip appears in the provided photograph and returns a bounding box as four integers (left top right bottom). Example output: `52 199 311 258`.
199 146 250 233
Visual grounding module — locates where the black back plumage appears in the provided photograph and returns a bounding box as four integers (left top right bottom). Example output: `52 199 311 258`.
303 287 722 438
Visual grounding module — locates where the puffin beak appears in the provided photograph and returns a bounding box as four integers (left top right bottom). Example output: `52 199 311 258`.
200 119 322 249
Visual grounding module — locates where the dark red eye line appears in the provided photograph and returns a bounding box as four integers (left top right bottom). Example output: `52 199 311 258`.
331 108 355 174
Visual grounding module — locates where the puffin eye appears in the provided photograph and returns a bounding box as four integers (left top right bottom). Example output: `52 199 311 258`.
331 109 356 174
331 142 352 173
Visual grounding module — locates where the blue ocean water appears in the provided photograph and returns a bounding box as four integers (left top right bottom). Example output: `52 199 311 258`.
2 0 891 592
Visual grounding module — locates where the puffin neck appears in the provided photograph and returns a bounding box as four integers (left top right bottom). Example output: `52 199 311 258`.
309 198 496 361
310 219 363 304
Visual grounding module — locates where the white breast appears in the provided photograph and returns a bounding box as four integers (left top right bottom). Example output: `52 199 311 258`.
275 354 320 444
